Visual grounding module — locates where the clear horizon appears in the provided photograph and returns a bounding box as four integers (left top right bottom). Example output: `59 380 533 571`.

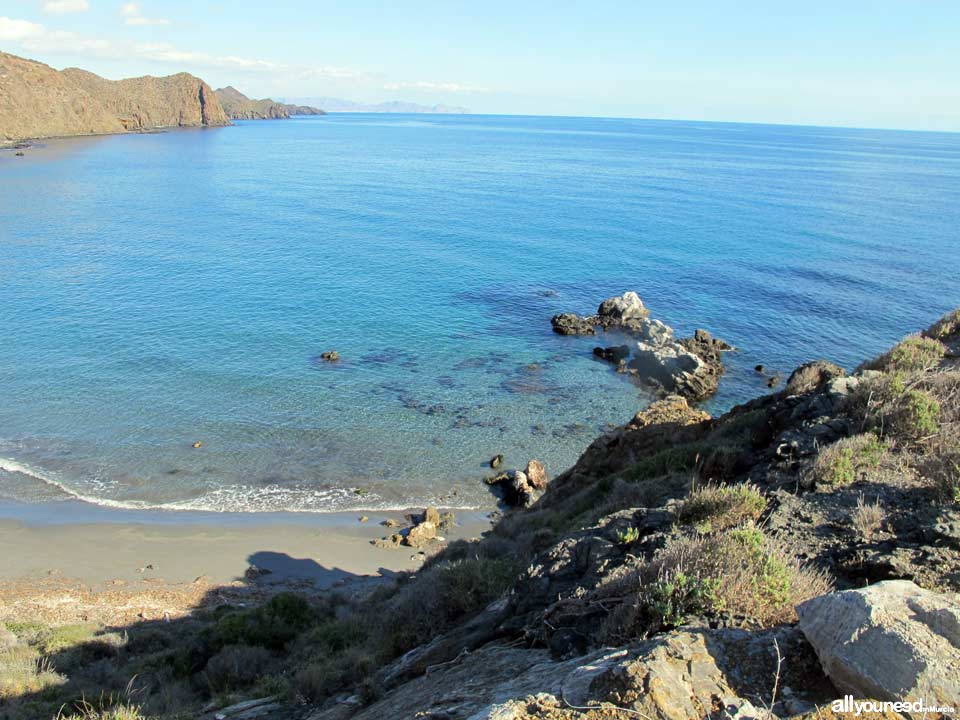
1 1 959 132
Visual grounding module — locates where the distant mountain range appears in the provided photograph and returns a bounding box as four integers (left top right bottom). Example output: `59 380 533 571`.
281 97 470 114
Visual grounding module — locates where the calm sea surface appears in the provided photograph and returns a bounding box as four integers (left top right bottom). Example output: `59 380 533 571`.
1 114 958 512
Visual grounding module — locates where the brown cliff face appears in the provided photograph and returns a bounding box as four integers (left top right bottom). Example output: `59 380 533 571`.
215 86 290 120
0 51 230 142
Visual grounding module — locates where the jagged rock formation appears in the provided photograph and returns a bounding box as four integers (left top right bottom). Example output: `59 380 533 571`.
553 292 732 400
215 86 325 120
0 52 229 142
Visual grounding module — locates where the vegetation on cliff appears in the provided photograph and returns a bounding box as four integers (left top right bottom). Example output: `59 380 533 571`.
214 87 325 121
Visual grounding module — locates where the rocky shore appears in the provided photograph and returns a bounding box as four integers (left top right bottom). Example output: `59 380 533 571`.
2 308 960 719
553 291 733 400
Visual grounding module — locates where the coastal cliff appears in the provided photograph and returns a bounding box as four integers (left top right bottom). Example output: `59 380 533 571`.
215 86 326 120
0 51 230 142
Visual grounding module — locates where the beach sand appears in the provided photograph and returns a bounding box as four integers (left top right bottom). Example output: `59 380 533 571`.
0 500 492 625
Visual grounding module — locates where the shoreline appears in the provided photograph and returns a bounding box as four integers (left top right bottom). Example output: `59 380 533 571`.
0 499 492 593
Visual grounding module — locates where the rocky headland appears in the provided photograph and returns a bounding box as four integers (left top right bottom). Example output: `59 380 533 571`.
214 86 326 120
0 51 230 143
2 308 960 720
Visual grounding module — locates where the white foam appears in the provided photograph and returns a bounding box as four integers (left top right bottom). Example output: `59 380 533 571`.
0 456 479 514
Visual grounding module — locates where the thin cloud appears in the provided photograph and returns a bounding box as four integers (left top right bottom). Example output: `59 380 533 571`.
120 2 170 26
0 17 46 40
43 0 90 14
1 15 368 82
383 80 490 93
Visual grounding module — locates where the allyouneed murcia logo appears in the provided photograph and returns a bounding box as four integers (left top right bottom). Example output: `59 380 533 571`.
832 695 956 716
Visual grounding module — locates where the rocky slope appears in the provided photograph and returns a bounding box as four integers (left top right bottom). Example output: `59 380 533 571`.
0 51 229 142
215 86 325 120
3 302 959 720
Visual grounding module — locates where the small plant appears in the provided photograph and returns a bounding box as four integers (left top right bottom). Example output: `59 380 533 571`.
925 309 960 340
677 483 767 532
852 493 885 539
614 526 641 545
640 570 720 630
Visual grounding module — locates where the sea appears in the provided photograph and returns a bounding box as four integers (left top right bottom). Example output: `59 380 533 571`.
1 114 958 513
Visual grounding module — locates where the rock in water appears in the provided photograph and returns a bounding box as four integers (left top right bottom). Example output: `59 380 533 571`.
490 454 504 469
797 580 960 708
550 312 597 336
596 291 649 328
592 345 631 363
320 350 340 362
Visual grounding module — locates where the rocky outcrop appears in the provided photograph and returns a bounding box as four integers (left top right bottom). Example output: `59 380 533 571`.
215 86 326 120
0 52 230 142
797 580 960 711
552 293 731 400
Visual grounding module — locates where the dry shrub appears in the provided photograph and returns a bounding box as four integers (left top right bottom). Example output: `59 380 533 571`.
676 483 766 532
203 643 274 692
852 493 885 539
807 433 893 487
603 525 832 640
924 308 960 341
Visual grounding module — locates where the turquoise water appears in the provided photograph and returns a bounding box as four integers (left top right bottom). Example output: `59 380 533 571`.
1 115 958 512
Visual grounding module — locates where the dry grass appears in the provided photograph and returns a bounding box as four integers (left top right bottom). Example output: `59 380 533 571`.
852 493 885 539
676 482 767 532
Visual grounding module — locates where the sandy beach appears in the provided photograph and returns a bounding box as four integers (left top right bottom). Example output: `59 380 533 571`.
0 500 492 625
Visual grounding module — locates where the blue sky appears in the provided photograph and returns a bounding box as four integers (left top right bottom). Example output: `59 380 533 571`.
1 0 958 130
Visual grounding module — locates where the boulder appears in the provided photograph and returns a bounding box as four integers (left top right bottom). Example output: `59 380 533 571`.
550 313 597 336
404 521 437 549
486 469 538 508
597 291 649 327
785 360 846 396
797 580 960 710
524 459 549 490
630 340 720 400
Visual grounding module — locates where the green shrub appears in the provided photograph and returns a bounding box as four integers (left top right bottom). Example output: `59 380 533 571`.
925 309 960 340
639 571 720 630
892 389 941 440
870 335 946 373
203 644 274 692
809 434 889 486
608 525 832 638
215 593 319 650
676 483 767 532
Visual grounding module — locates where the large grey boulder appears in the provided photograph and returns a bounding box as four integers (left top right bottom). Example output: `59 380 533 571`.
797 580 960 709
597 291 650 327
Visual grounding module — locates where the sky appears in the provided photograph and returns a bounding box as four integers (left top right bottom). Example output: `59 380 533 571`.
1 0 958 131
